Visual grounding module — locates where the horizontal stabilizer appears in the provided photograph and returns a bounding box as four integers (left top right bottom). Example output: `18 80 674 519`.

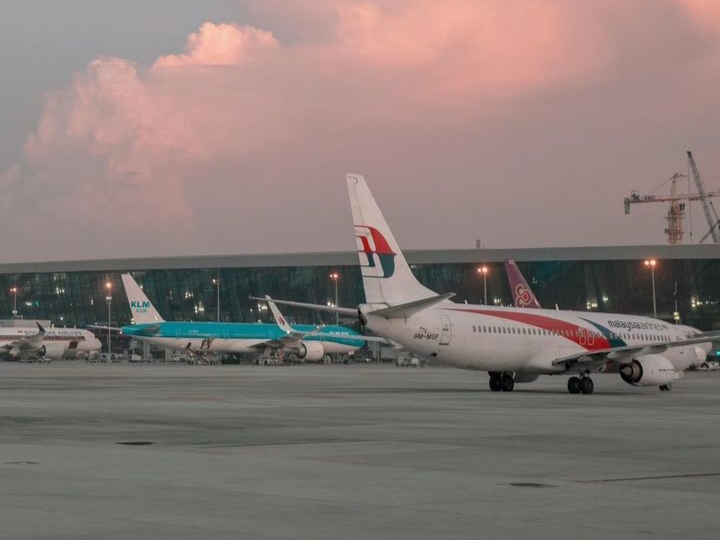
369 293 455 319
249 296 358 315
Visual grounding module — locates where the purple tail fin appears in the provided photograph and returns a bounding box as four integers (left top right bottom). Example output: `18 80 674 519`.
505 260 542 309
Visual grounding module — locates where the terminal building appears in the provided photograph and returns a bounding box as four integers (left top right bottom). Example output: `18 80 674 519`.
1 245 719 341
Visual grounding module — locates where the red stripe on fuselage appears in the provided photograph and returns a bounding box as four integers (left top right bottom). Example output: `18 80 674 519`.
446 308 610 351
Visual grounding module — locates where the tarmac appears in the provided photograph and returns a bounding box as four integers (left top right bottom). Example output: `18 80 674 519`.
1 362 719 540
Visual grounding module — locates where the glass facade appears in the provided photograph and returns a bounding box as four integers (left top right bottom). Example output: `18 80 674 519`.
1 255 719 331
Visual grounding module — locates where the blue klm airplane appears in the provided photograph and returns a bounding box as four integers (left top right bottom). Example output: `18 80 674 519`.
120 274 374 360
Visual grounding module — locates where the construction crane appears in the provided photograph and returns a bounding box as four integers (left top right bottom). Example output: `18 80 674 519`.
687 151 720 243
624 152 720 244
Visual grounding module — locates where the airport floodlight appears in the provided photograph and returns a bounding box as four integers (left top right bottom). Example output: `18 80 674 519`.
477 266 489 305
644 259 658 319
105 281 113 354
10 286 17 316
329 273 340 324
213 274 221 322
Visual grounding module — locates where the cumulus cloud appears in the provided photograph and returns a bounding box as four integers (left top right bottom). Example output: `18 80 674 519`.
1 1 719 261
677 0 720 35
154 22 280 68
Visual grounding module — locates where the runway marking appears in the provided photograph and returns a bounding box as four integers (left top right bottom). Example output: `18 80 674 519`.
578 472 720 483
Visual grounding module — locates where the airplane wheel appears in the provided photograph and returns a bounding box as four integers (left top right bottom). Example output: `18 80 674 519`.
489 375 502 392
567 376 581 394
659 383 672 392
501 374 514 392
581 377 594 395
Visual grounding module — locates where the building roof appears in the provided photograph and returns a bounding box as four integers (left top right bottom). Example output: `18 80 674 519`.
1 244 718 275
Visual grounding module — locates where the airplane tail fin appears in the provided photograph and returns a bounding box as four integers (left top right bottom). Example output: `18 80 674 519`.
346 174 437 306
121 274 165 324
504 260 542 309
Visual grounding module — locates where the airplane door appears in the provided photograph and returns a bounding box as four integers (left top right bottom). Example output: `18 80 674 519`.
439 315 452 345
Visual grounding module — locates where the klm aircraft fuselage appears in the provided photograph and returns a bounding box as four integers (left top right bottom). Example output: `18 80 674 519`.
121 321 365 355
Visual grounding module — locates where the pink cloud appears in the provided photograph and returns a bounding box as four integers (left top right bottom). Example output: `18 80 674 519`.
2 2 719 261
154 22 280 68
676 0 720 35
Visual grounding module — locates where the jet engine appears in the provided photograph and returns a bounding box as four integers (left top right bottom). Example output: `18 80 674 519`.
691 345 708 367
619 354 678 386
37 343 67 360
296 341 325 361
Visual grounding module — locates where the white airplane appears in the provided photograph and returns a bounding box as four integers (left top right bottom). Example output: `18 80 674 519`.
0 322 102 360
264 174 717 394
506 259 711 370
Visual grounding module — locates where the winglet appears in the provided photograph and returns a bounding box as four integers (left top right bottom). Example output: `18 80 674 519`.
265 295 295 334
35 322 47 335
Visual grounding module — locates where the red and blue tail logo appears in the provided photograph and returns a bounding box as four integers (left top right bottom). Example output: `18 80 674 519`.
355 225 396 279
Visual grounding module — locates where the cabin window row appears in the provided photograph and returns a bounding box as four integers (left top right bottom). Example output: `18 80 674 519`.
469 325 673 343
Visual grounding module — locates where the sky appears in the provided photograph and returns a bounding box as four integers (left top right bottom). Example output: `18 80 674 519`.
1 0 719 263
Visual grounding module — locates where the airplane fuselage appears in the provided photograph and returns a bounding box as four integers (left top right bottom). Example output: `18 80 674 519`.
364 302 708 374
122 321 365 355
0 328 102 359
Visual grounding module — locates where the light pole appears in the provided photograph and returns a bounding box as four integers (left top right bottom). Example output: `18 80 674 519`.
644 259 657 319
10 285 17 317
212 274 220 322
477 266 488 305
105 281 112 354
329 272 339 324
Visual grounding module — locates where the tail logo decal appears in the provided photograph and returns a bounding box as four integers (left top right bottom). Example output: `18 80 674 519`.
355 225 396 279
513 284 534 308
131 300 152 313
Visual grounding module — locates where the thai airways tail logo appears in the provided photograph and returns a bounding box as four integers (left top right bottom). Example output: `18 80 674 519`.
513 284 534 308
355 225 396 279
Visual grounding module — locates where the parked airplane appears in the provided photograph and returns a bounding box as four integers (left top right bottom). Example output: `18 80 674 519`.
505 260 542 309
261 174 716 394
0 322 102 360
119 274 371 360
506 259 710 369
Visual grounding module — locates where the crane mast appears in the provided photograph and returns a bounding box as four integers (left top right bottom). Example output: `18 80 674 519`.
687 151 720 243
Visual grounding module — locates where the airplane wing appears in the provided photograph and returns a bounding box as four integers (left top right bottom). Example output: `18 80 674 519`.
552 331 720 369
253 296 388 348
249 296 358 315
86 325 123 333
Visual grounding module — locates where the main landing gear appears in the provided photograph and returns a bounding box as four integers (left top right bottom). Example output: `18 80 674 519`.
489 372 514 392
659 383 672 392
567 376 594 395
